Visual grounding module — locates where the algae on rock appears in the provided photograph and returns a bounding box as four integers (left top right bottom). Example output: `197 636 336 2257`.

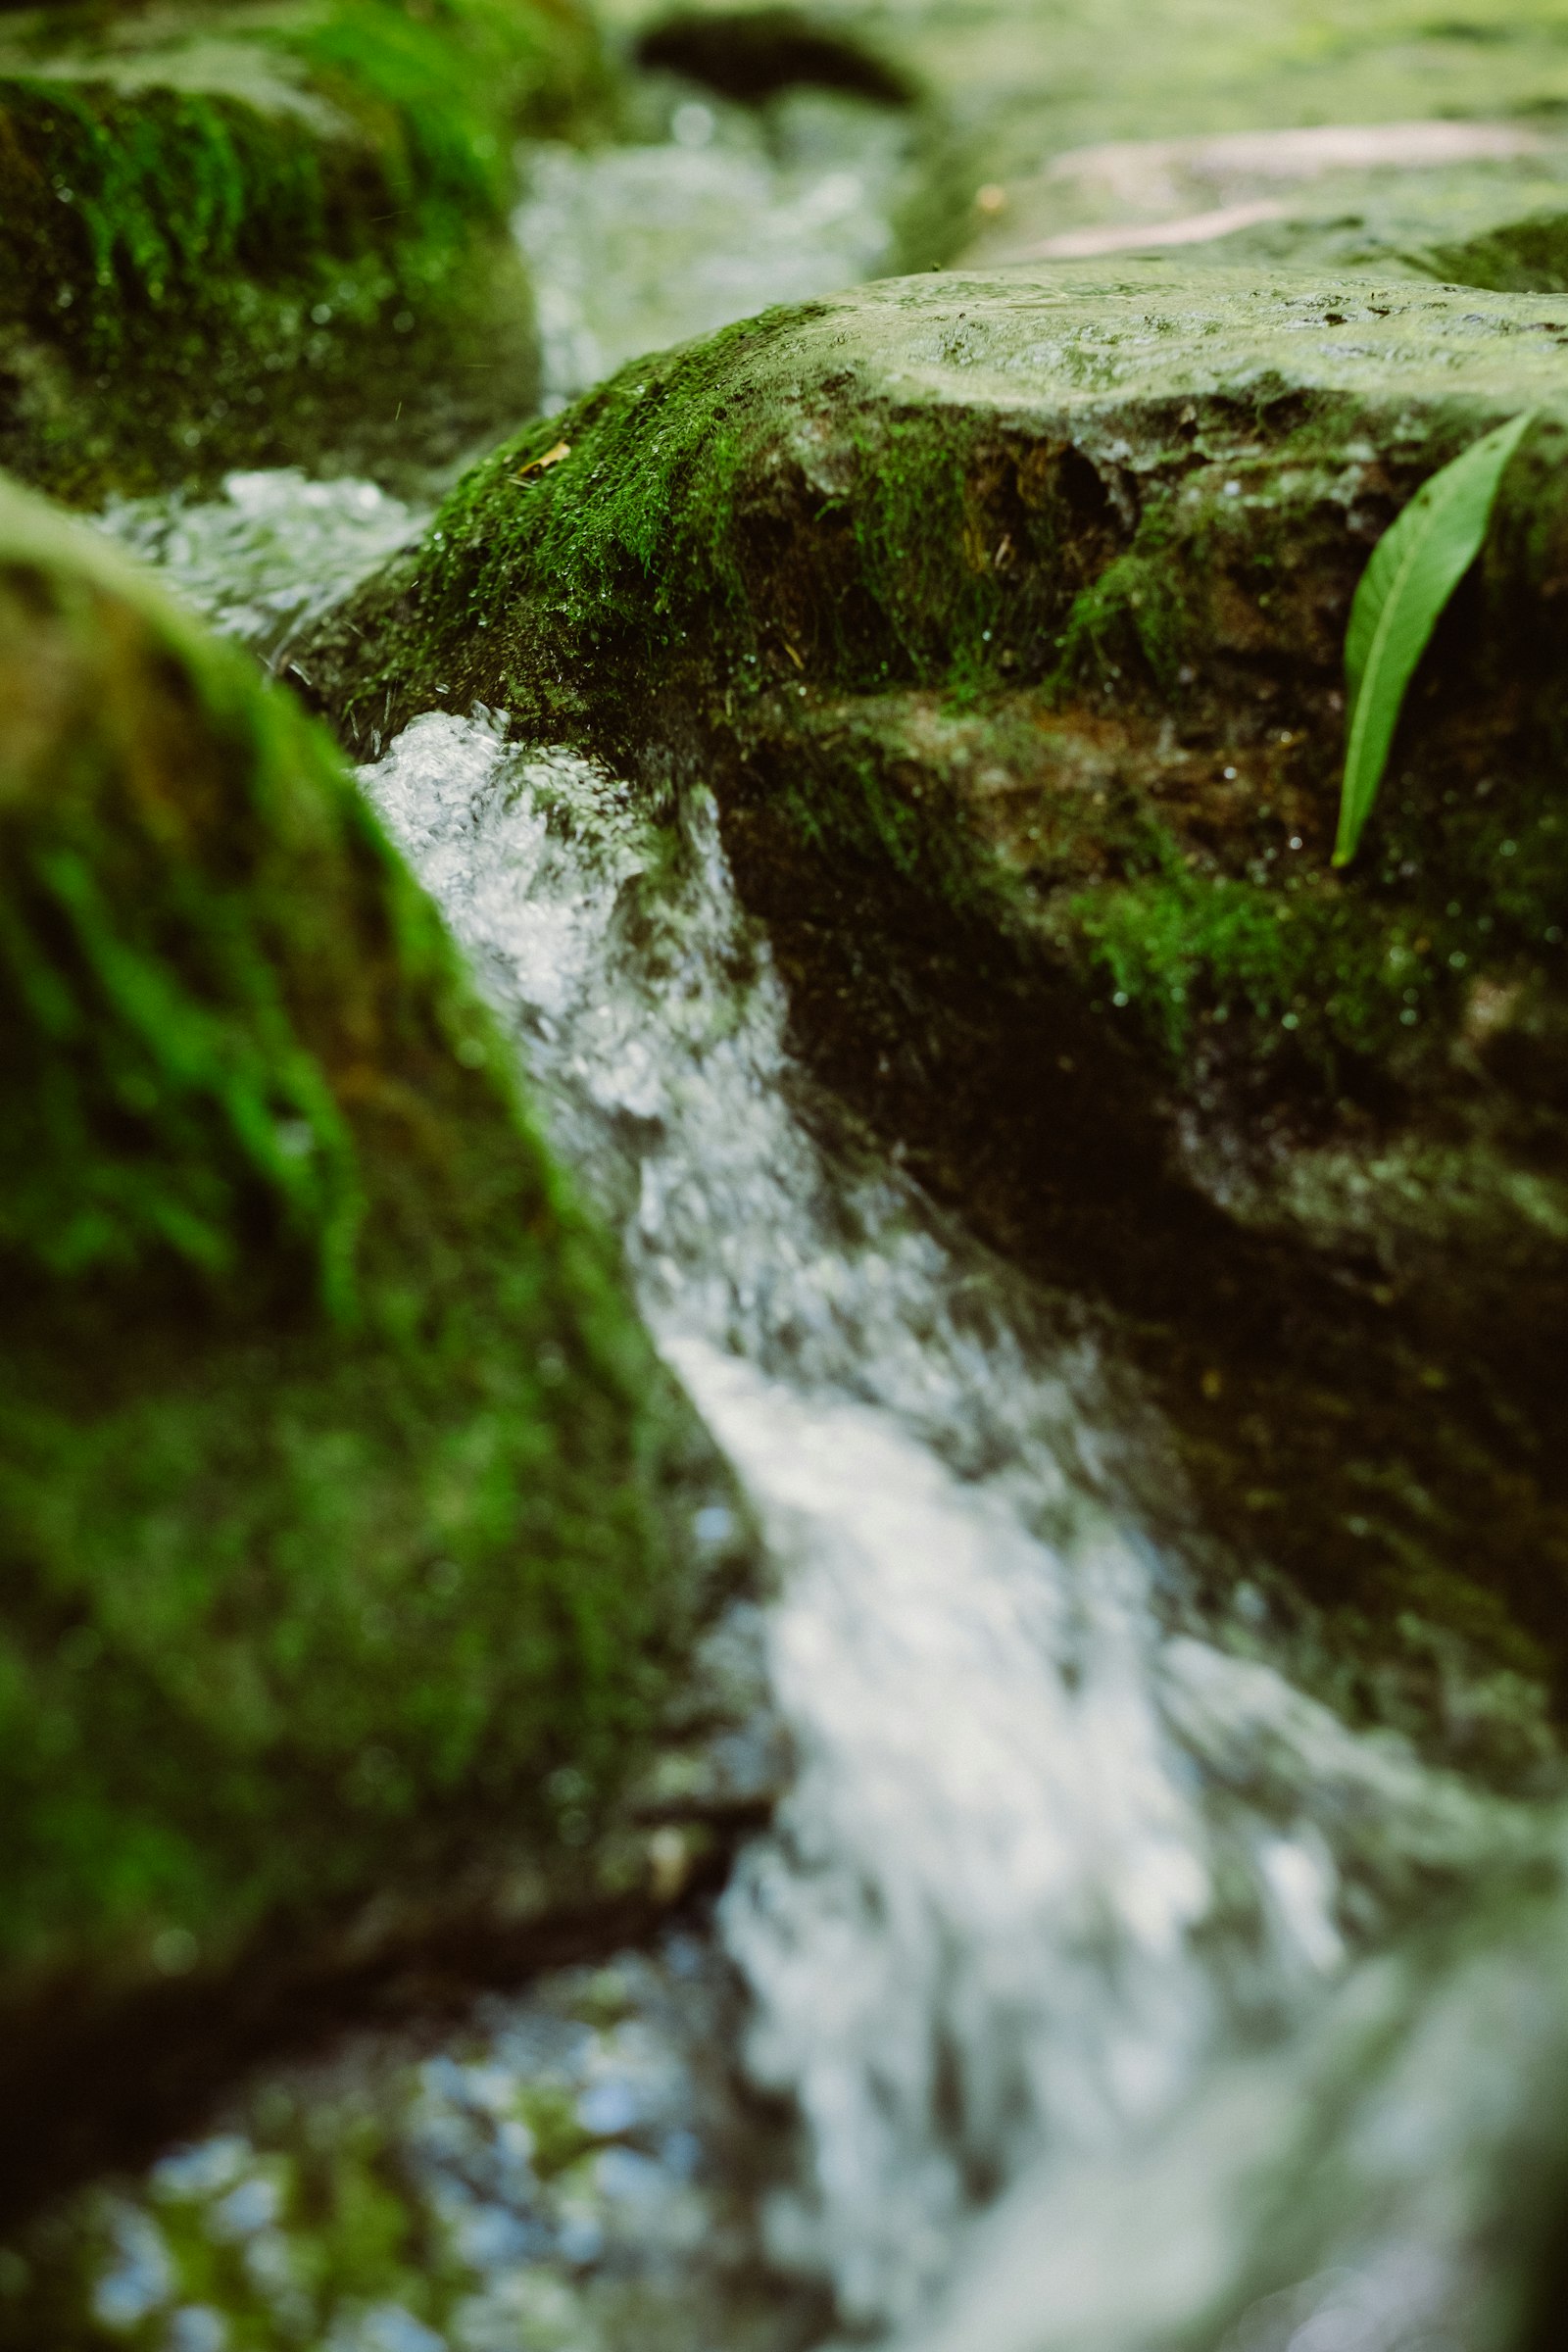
306 259 1568 1773
0 467 740 2221
0 0 610 500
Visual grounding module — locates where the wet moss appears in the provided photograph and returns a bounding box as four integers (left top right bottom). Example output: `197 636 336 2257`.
1424 208 1568 294
0 471 736 2204
0 0 610 498
1034 410 1568 1102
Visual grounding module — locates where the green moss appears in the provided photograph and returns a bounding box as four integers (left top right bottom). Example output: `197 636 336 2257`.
1421 208 1568 294
0 0 609 497
0 554 368 1310
311 268 1568 1087
0 471 732 2011
311 318 1128 757
1037 416 1568 1091
1076 869 1377 1066
1064 798 1568 1091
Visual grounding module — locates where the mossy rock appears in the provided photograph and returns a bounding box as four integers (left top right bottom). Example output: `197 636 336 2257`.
0 0 610 501
0 468 744 2223
306 261 1568 1775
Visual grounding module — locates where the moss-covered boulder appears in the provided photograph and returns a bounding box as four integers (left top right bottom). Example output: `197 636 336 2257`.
0 468 743 2221
0 0 609 501
306 261 1568 1772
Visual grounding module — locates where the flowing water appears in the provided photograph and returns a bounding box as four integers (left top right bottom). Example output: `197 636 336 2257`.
66 81 1568 2352
97 469 428 669
513 85 913 411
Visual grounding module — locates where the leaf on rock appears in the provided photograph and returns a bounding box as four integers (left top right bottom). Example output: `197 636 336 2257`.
1334 410 1535 867
510 440 572 485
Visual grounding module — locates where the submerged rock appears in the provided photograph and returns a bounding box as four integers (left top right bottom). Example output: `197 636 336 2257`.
308 260 1568 1769
0 470 748 2221
0 0 608 500
0 1936 814 2352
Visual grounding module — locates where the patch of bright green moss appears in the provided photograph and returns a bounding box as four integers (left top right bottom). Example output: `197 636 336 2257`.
1066 801 1568 1094
1072 867 1404 1069
0 470 731 2009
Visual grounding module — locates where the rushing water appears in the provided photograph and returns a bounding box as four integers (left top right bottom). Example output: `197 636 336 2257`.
64 82 1568 2352
97 469 427 669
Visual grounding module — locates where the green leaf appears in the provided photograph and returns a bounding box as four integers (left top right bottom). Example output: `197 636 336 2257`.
1334 410 1535 867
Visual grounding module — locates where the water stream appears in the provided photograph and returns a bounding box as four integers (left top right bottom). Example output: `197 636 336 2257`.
514 84 913 411
72 84 1568 2352
98 470 428 670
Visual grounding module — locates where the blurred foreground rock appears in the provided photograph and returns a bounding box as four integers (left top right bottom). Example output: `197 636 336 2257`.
0 469 753 2224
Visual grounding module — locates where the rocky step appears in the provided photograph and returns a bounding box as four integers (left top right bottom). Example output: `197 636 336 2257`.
307 259 1568 1773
